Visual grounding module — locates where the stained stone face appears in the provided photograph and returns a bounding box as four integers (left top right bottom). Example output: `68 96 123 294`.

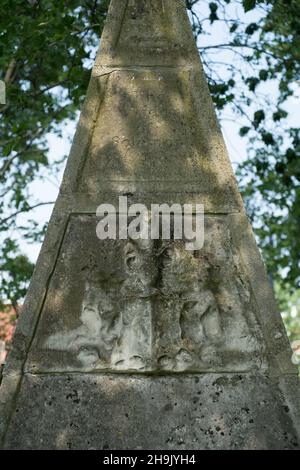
78 69 239 208
96 0 199 66
0 0 299 450
26 215 265 374
4 374 299 450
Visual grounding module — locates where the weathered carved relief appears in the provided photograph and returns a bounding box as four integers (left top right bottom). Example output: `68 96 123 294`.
35 214 266 373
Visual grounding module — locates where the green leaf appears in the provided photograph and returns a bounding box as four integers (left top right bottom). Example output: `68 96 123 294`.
239 126 251 137
246 76 260 91
230 22 238 32
261 132 275 146
243 0 256 13
209 2 219 23
245 22 259 35
273 109 288 122
253 109 265 128
209 2 218 12
259 69 268 81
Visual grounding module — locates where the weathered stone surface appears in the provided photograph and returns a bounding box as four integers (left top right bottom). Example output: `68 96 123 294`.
76 69 241 212
3 373 299 450
0 0 299 449
95 0 203 67
25 215 266 374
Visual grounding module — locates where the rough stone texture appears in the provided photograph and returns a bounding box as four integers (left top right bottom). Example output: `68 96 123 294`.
26 215 266 374
3 374 300 450
0 0 299 449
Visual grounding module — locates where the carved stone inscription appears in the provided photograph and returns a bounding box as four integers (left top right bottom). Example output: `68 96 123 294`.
28 215 266 373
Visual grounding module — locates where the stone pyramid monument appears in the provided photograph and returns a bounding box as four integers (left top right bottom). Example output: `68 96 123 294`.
0 0 299 450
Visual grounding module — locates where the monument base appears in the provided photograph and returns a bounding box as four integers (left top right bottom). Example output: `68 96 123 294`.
2 372 299 449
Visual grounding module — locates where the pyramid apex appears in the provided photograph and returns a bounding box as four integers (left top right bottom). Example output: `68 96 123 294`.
95 0 199 67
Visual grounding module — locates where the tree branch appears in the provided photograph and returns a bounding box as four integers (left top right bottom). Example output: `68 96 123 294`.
1 201 55 225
